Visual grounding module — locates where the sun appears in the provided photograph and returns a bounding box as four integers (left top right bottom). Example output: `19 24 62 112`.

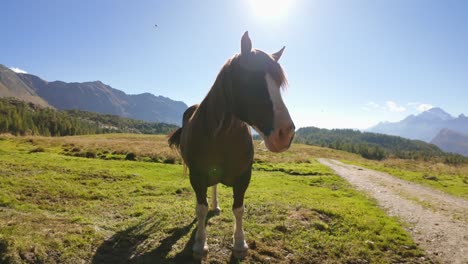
249 0 293 20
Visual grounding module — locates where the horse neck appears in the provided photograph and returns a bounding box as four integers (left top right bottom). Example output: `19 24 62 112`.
197 71 236 135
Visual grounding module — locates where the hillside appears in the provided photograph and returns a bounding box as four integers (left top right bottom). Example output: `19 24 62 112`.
0 65 50 107
0 65 187 125
294 126 467 164
0 97 177 136
431 129 468 157
65 109 178 135
368 107 468 142
18 73 188 125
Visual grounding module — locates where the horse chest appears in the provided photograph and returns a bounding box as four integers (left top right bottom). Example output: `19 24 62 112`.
183 131 253 186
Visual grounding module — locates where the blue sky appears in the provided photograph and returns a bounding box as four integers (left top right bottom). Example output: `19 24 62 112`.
1 0 467 129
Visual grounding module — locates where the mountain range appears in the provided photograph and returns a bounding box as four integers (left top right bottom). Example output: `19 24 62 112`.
368 107 468 156
2 64 467 157
0 64 187 125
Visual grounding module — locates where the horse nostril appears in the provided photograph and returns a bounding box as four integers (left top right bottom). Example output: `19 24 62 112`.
284 124 295 138
289 124 296 135
279 124 295 141
279 128 284 138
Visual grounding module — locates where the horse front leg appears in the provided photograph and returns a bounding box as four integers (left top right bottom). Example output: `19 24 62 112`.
211 184 221 214
191 178 208 259
232 205 248 257
193 202 208 258
232 170 251 258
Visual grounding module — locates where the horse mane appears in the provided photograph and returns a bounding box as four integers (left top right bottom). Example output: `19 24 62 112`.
202 61 237 136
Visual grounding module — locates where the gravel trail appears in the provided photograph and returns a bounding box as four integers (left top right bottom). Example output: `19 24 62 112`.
318 159 468 264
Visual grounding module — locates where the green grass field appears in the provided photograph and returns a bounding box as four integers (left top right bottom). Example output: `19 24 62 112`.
0 134 432 263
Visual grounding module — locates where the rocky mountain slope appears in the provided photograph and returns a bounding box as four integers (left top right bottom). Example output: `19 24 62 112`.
0 65 50 107
0 65 187 125
431 129 468 157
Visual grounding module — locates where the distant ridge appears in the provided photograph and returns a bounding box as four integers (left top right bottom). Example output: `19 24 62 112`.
294 126 468 164
367 107 468 142
431 129 468 157
0 64 187 125
0 64 50 107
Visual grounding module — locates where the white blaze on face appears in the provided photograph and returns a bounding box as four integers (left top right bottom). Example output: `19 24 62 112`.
252 73 294 152
265 73 289 131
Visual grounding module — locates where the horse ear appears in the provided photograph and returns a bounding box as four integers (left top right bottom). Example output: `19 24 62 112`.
241 31 252 55
272 46 286 61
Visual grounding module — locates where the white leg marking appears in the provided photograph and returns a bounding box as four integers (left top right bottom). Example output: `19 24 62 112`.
232 206 248 256
193 203 208 257
211 184 221 213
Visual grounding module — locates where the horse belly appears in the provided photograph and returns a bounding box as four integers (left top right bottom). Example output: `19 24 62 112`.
219 139 254 186
189 156 249 187
183 125 253 187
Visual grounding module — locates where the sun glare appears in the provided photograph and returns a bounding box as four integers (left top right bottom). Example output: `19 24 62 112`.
249 0 293 20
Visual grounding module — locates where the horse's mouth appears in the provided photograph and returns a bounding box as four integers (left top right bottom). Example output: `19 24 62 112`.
263 135 294 153
254 126 295 153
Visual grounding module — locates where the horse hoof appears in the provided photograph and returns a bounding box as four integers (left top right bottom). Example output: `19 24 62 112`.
232 248 248 259
232 241 248 259
192 248 208 259
212 207 221 215
192 244 208 259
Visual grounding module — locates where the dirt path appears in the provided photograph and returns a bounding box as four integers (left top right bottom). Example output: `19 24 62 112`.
318 159 468 264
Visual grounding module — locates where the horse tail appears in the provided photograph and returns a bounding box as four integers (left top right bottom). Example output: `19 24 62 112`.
167 104 199 150
168 127 182 150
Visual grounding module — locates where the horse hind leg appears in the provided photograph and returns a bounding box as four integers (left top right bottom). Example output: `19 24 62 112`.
211 184 221 214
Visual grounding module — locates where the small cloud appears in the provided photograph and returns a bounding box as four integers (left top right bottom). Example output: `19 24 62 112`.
9 67 27 74
362 102 380 111
385 101 406 112
366 102 380 108
416 103 433 112
406 102 433 112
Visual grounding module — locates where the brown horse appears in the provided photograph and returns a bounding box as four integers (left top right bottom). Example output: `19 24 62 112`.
168 31 295 259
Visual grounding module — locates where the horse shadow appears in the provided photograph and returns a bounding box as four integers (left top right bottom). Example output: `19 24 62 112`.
92 211 219 264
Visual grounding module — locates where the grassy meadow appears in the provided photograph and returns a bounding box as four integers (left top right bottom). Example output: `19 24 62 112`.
0 134 442 263
256 138 467 199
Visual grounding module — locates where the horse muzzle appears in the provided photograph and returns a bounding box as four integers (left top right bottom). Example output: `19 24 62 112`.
263 122 295 153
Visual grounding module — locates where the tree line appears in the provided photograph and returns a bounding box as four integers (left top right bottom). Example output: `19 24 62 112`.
294 126 468 164
0 98 178 136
